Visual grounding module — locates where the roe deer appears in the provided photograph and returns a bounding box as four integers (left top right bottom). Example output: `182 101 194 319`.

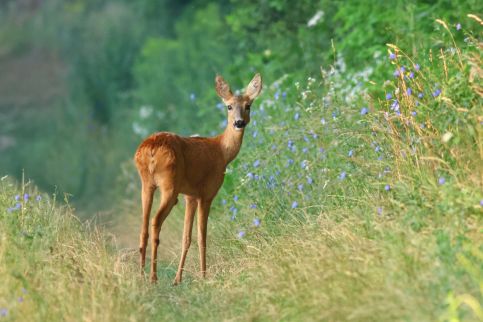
134 74 263 284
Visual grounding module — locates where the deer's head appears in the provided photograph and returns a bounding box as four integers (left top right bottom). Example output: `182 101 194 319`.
215 74 263 131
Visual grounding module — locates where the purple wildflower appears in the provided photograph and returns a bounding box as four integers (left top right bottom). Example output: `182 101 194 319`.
386 93 393 100
456 23 461 31
0 308 7 317
418 92 424 99
406 88 412 96
233 195 239 202
237 230 245 238
409 72 414 79
250 203 257 209
414 64 420 71
253 160 260 168
385 184 391 191
291 201 298 209
433 89 441 97
389 53 396 60
348 150 354 157
438 177 446 185
298 184 304 191
360 107 368 115
307 177 313 185
253 218 261 227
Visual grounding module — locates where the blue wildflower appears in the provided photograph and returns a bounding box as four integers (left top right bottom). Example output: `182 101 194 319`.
287 159 294 166
253 160 260 168
411 111 417 116
294 113 300 121
480 200 483 206
233 195 239 202
414 64 420 71
237 230 245 238
274 91 280 100
406 88 412 96
221 199 227 205
302 147 308 154
360 107 368 115
247 172 254 180
250 203 257 209
438 177 446 185
418 92 424 99
0 308 7 317
386 93 392 100
303 135 310 143
433 89 441 97
190 93 196 101
389 53 396 60
252 130 258 138
15 195 20 201
36 195 41 201
391 100 399 111
348 150 354 157
320 118 326 125
385 184 391 191
409 72 414 79
307 177 313 185
456 23 461 31
339 171 346 180
301 160 308 170
298 184 304 191
393 69 400 77
253 218 261 227
291 201 298 209
282 91 287 99
332 112 337 119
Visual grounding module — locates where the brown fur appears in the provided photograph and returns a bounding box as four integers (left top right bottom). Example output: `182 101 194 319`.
134 74 262 284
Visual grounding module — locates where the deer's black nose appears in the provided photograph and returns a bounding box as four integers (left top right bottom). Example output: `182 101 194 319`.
234 120 246 128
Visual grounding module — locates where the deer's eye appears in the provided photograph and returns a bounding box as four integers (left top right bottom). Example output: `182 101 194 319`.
227 105 233 110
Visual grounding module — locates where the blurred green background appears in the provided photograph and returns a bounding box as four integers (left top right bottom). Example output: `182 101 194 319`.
0 0 478 211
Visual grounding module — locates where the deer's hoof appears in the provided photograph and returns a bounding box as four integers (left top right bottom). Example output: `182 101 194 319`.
173 276 182 286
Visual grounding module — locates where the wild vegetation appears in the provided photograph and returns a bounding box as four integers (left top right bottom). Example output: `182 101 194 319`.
0 1 482 321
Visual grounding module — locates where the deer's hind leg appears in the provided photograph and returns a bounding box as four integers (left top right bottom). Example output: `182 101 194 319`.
139 182 155 275
150 181 178 283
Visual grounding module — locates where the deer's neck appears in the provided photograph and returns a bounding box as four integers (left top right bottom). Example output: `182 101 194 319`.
218 126 245 166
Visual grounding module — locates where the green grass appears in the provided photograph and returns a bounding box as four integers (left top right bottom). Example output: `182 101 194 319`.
1 18 482 321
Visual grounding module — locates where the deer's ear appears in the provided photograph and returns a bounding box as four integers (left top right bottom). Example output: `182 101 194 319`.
215 75 233 101
245 73 262 100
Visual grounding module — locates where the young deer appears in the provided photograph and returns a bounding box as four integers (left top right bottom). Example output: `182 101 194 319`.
134 74 262 284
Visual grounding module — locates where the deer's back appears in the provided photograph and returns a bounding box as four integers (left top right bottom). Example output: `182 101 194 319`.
134 132 226 198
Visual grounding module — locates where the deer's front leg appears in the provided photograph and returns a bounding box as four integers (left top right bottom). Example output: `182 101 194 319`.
174 196 197 285
197 198 212 278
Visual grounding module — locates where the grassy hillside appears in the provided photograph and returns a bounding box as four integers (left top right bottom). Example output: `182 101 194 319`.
1 15 482 322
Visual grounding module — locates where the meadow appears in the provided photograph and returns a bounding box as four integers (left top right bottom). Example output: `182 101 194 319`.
0 1 482 321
